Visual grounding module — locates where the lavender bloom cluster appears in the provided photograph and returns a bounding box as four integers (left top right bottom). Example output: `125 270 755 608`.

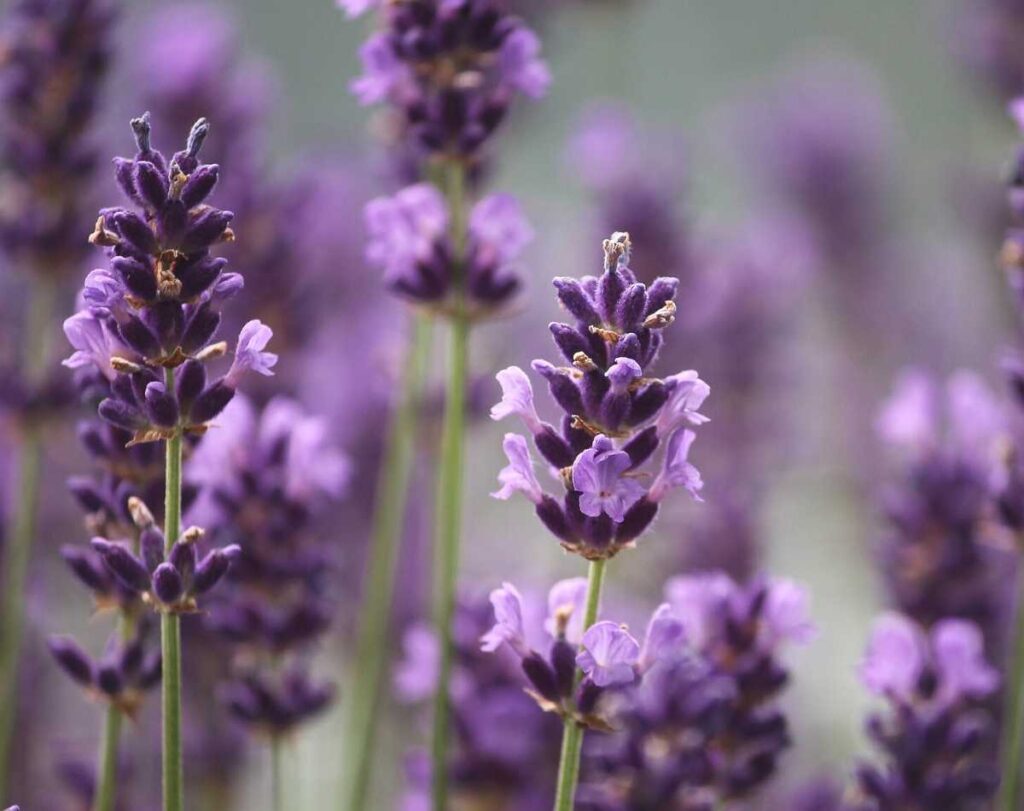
490 232 709 559
874 370 1012 653
851 613 1000 810
63 113 277 446
365 182 533 314
0 0 114 278
395 592 562 809
341 0 549 170
190 396 349 735
578 574 813 809
480 572 813 807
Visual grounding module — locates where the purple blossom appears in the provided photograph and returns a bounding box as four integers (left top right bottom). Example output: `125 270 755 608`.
498 28 551 99
350 33 408 106
365 184 447 281
859 612 925 701
544 577 588 642
481 583 529 656
655 370 711 435
649 429 704 502
637 603 685 673
572 435 646 522
491 433 543 504
225 320 277 387
468 194 535 265
577 622 640 687
491 366 543 433
62 311 131 381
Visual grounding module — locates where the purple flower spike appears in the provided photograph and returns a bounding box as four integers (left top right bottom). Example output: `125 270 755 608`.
481 583 529 657
577 622 640 687
342 0 547 166
491 366 542 433
225 320 277 387
492 433 544 504
572 436 646 521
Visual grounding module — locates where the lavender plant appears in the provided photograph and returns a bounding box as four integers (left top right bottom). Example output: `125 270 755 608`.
0 0 114 796
489 231 710 808
62 113 274 811
338 3 549 808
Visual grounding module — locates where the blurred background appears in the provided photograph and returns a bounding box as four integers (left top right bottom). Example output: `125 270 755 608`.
3 0 1021 808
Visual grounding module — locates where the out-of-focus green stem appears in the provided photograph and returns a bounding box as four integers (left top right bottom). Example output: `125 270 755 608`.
0 276 55 802
552 558 607 811
430 159 469 811
1000 555 1024 811
272 736 284 811
340 313 432 811
93 611 134 811
161 366 184 811
93 701 123 811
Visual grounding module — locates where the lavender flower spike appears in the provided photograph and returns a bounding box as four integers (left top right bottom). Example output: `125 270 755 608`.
490 232 710 559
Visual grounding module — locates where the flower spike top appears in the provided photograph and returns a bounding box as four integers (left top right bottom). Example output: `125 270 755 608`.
490 231 710 559
64 113 276 446
341 0 549 169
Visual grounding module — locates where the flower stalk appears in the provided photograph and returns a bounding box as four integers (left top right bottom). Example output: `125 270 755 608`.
430 158 470 811
162 371 184 811
341 312 432 811
552 558 606 811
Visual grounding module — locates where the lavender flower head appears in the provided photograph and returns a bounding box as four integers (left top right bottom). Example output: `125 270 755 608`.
481 578 685 730
63 113 276 446
189 395 349 735
341 0 549 170
578 572 814 809
364 182 533 314
851 612 999 810
490 232 709 559
874 369 1012 652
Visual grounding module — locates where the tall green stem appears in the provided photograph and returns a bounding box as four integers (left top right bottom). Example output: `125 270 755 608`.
429 159 469 811
552 559 607 811
272 736 284 811
1000 557 1024 811
93 611 134 811
161 367 184 811
341 313 432 811
0 276 55 801
93 702 123 811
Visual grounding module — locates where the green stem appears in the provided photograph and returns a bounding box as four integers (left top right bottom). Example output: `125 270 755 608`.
93 703 123 811
429 159 469 811
1000 559 1024 811
162 367 184 811
340 314 432 811
93 612 134 811
552 559 607 811
272 736 284 811
0 276 55 801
